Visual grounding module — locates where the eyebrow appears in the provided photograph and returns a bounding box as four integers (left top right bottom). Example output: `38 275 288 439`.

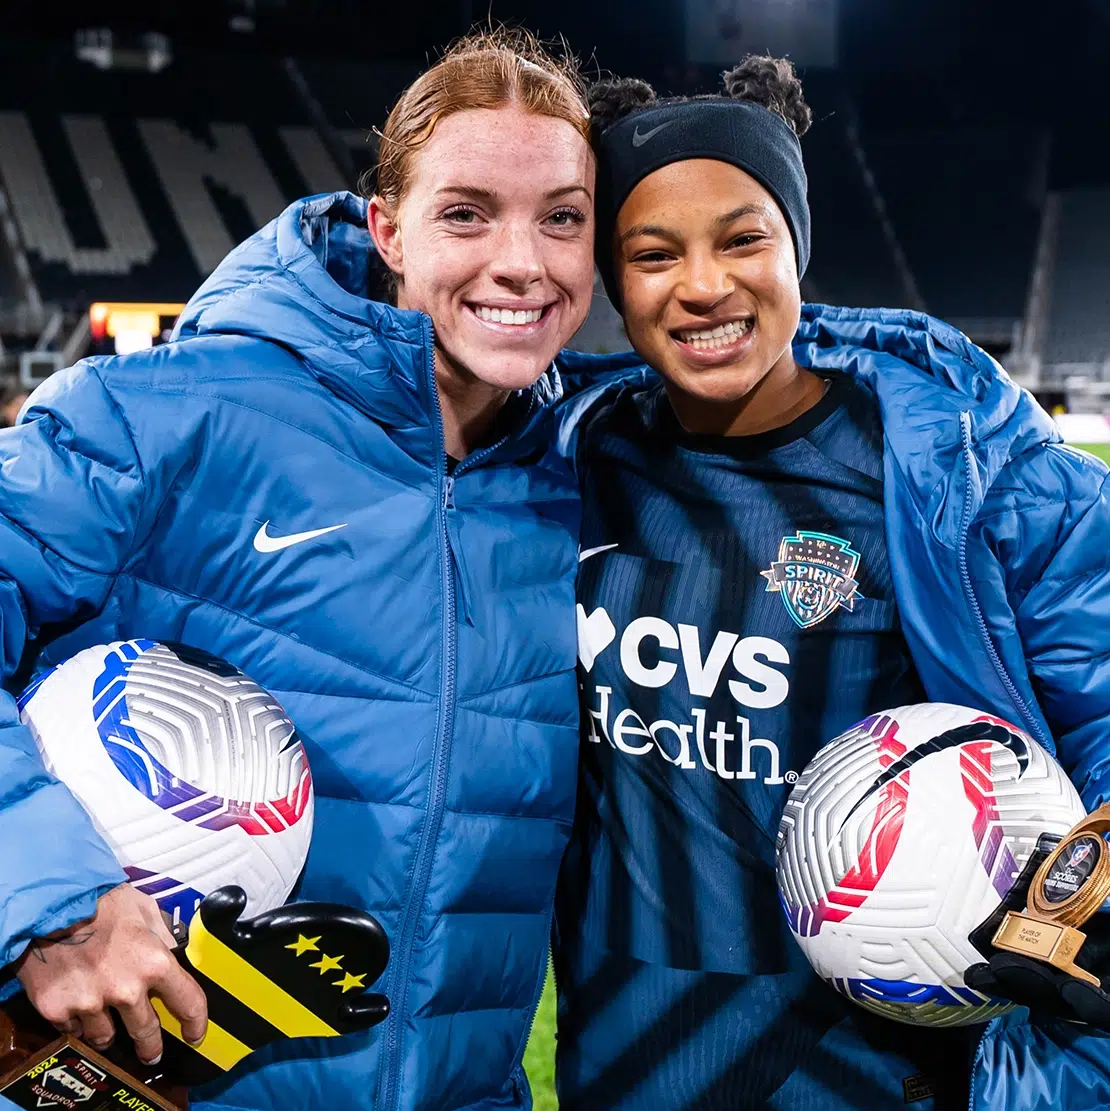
547 184 593 200
714 203 766 227
435 184 593 203
435 186 498 204
619 223 672 245
619 203 768 245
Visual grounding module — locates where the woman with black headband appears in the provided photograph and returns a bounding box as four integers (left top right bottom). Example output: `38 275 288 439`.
554 57 1110 1111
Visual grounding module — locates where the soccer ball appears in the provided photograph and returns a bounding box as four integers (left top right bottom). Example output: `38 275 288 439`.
775 703 1086 1026
20 639 314 925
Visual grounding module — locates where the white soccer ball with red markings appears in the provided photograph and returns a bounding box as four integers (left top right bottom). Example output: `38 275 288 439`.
775 703 1085 1026
20 640 314 926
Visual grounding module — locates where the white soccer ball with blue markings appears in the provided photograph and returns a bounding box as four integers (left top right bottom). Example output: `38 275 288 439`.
20 640 314 926
775 703 1086 1026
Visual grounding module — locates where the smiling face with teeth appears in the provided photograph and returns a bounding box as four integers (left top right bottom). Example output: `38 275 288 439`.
368 105 596 429
615 159 824 437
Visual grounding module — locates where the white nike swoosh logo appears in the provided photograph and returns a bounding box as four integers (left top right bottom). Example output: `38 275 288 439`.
253 521 348 553
578 543 619 563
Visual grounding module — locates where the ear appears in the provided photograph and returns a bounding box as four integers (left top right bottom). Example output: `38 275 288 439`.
367 197 404 279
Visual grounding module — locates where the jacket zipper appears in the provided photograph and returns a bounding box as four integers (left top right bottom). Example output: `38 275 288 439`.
378 354 536 1109
443 409 530 622
958 411 1049 1111
379 318 459 1111
511 904 555 1084
967 1025 987 1111
444 476 476 625
956 412 1049 748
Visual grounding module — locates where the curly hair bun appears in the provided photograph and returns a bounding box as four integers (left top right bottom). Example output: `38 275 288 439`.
587 77 658 134
721 55 812 138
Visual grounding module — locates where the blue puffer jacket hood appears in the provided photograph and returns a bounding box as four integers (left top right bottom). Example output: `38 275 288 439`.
791 304 1070 753
0 191 594 1111
174 190 567 433
795 303 1058 543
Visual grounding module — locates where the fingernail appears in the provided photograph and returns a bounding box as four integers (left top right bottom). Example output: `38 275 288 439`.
90 1038 113 1050
142 1053 162 1066
185 1035 204 1046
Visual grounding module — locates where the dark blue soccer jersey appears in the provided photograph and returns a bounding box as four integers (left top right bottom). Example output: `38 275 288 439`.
556 374 978 1110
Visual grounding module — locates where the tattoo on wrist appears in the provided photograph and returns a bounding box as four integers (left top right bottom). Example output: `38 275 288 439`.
55 927 97 947
30 927 97 963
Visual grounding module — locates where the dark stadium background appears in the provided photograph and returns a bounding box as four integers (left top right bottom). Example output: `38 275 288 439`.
2 2 1108 1103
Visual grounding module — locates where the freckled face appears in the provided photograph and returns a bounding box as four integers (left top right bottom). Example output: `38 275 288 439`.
381 106 597 390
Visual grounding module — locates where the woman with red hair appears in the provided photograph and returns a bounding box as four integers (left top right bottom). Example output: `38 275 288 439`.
0 28 603 1111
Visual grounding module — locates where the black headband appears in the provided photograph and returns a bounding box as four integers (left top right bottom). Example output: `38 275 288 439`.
595 99 810 306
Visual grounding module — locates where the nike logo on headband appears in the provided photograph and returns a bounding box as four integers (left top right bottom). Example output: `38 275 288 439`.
631 121 675 147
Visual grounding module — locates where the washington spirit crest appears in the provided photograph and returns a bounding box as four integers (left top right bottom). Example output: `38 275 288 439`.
1069 840 1094 870
761 531 862 629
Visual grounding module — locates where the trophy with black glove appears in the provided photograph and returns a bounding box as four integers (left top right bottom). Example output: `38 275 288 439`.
966 806 1110 1029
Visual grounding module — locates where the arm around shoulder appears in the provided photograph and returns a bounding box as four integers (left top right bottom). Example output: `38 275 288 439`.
1005 445 1110 808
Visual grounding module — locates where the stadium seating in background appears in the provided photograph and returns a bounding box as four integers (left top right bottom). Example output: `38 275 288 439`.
794 72 1043 356
864 127 1042 331
289 56 417 186
0 38 1053 366
800 75 909 309
0 229 22 313
0 37 352 311
1044 187 1110 369
0 34 640 356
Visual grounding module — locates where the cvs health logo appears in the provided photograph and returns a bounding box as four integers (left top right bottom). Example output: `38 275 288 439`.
576 604 795 785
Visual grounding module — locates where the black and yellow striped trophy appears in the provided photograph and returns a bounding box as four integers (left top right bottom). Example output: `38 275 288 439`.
0 887 389 1109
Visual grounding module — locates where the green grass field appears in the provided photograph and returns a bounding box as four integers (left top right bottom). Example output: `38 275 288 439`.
523 966 558 1110
1076 442 1110 465
523 438 1110 1110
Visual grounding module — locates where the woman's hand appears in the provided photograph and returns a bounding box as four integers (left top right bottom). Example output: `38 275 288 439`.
15 883 208 1063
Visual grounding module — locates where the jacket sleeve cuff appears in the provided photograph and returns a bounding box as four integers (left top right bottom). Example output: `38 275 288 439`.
0 732 128 967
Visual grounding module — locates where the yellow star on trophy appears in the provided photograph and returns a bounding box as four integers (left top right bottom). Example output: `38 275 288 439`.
285 934 322 957
309 952 344 975
333 971 367 993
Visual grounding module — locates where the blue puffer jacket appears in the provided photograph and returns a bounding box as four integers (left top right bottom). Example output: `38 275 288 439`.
558 303 1110 1110
0 192 586 1111
793 305 1110 1110
796 305 1110 1111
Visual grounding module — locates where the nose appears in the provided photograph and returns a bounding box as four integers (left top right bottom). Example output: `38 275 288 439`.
676 248 733 312
487 219 545 291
